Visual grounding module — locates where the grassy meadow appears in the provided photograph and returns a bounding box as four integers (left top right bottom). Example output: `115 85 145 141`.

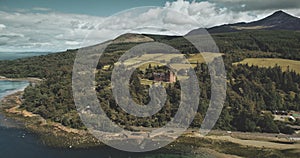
111 53 223 71
234 58 300 74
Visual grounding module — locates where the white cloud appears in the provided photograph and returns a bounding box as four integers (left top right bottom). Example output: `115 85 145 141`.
65 41 80 46
160 0 268 28
0 11 105 52
0 0 299 52
32 7 51 12
0 24 6 30
210 0 300 11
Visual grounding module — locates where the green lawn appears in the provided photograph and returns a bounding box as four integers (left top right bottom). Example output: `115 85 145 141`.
233 58 300 74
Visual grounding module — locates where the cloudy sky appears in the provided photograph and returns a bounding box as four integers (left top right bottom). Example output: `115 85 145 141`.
1 0 300 52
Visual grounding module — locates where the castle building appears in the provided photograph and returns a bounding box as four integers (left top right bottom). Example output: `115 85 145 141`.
153 71 176 83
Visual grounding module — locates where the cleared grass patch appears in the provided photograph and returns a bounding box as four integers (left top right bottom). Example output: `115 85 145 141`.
140 79 170 87
233 58 300 74
188 53 223 64
113 53 223 71
138 62 164 71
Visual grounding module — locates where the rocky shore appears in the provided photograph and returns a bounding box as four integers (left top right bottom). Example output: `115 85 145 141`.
0 90 103 148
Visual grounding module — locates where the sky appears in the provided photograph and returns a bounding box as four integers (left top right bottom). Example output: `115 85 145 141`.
1 0 300 52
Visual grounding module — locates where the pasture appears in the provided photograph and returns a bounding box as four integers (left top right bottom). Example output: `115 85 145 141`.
233 58 300 74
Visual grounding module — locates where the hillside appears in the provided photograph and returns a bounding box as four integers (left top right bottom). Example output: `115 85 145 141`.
112 33 154 44
187 11 300 34
0 31 299 135
233 58 300 74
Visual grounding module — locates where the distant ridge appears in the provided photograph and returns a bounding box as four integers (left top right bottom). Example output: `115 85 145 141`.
112 33 154 44
187 10 300 35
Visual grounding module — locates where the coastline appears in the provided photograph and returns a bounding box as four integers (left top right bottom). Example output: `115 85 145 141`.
0 91 103 149
0 79 299 157
0 77 42 82
0 88 236 157
0 77 41 99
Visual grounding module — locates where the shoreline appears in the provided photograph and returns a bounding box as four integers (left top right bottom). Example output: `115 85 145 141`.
0 77 42 83
0 79 300 157
0 90 235 157
0 77 41 99
0 92 103 149
0 78 103 148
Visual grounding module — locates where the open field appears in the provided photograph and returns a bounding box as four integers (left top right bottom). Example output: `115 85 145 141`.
116 54 188 70
112 53 223 71
233 58 300 74
188 53 224 64
138 62 164 70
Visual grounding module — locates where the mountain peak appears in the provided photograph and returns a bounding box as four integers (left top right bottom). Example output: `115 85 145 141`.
189 10 300 34
268 10 294 19
253 10 299 27
273 10 286 15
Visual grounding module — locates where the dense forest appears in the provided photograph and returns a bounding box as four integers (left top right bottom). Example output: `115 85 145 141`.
0 30 300 134
148 30 300 60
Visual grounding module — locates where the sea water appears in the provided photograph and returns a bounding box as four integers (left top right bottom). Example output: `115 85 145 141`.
0 52 51 60
0 80 29 99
